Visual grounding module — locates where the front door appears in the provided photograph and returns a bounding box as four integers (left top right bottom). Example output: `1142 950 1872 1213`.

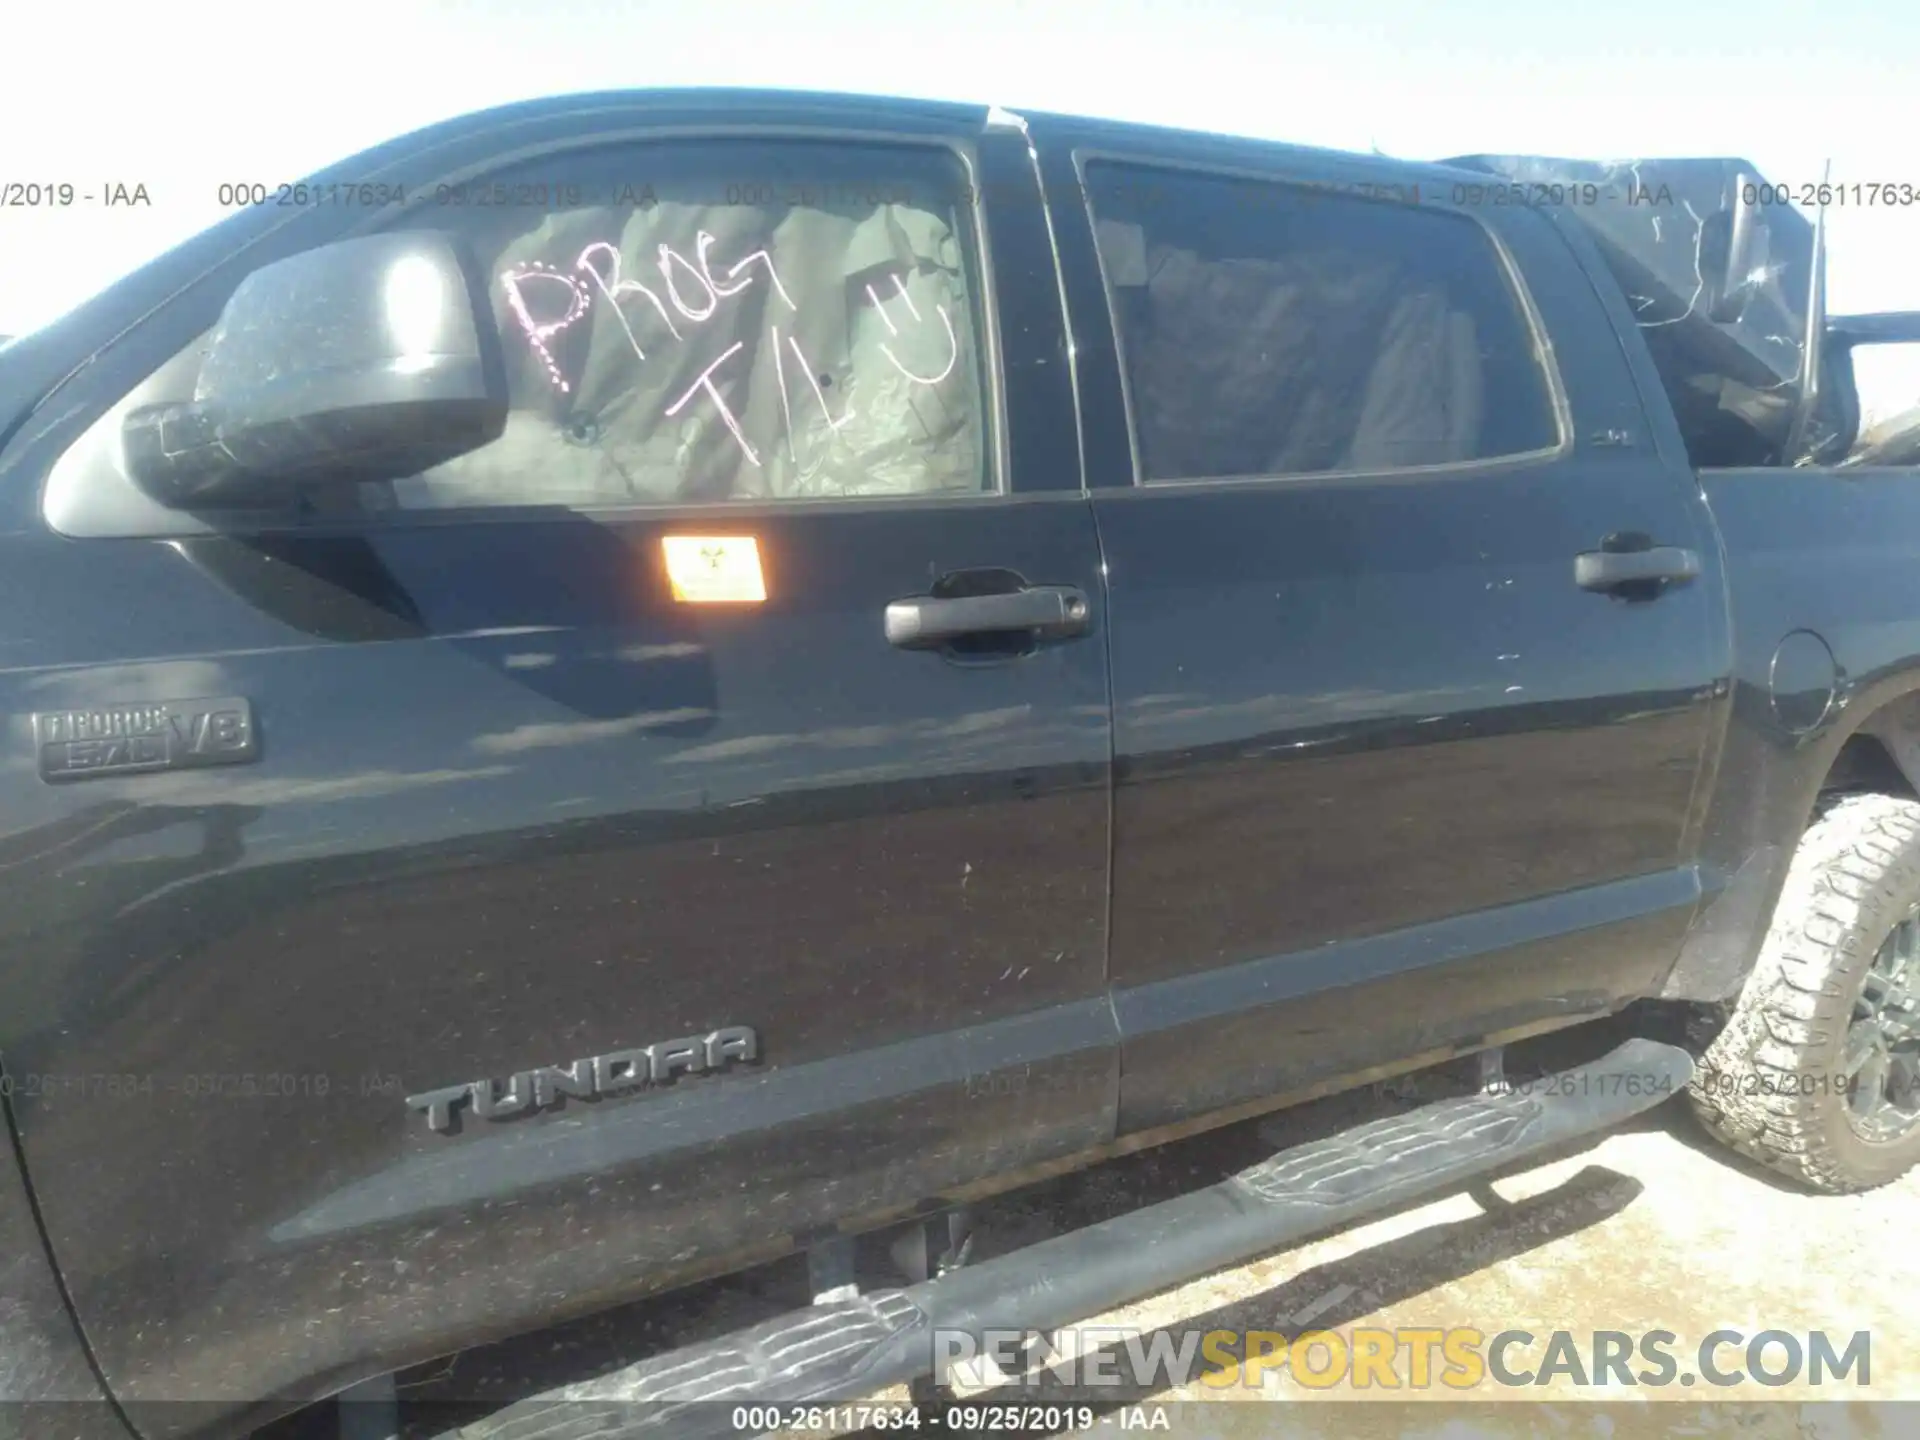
0 103 1114 1420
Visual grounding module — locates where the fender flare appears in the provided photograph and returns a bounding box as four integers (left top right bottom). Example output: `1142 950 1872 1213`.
1659 667 1920 1003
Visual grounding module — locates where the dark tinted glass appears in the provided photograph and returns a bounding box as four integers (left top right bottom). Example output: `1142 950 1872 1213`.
1087 162 1559 482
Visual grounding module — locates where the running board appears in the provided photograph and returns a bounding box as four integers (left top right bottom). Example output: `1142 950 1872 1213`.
444 1038 1691 1440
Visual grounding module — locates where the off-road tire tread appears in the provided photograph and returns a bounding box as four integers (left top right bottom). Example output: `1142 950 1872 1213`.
1688 792 1920 1193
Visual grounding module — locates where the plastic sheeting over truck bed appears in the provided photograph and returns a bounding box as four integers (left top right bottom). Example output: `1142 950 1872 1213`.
1449 156 1819 466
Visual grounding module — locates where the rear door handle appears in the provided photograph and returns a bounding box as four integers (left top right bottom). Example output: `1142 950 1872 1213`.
885 585 1091 648
1574 545 1701 593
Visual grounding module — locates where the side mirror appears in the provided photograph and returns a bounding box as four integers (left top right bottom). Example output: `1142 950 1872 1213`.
122 232 508 508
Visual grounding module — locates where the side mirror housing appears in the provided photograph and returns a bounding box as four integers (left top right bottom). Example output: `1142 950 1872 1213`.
122 231 508 507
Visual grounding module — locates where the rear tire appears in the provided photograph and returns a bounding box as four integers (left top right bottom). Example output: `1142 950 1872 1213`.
1689 793 1920 1192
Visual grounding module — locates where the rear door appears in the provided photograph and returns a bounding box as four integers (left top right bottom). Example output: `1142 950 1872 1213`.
1032 121 1726 1132
0 101 1114 1419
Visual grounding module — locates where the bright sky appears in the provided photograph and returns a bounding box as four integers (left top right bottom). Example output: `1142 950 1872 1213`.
5 0 1917 413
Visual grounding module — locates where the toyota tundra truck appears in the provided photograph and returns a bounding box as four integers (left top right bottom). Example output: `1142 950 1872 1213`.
2 88 1918 1440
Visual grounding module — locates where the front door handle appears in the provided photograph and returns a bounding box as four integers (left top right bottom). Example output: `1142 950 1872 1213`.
885 585 1091 648
1574 545 1701 593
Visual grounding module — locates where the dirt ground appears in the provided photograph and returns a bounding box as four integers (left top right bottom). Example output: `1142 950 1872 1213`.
921 1104 1918 1435
399 1021 1916 1440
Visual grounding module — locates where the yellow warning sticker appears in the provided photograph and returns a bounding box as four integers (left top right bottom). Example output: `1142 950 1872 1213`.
661 535 768 604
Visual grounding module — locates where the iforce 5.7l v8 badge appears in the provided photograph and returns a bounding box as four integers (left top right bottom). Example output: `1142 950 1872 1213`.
32 696 259 783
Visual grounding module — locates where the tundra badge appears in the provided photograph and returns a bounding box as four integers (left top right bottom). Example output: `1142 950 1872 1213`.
406 1026 761 1134
33 696 258 782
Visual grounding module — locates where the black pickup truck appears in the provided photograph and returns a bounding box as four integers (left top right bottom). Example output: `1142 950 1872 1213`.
4 89 1920 1437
